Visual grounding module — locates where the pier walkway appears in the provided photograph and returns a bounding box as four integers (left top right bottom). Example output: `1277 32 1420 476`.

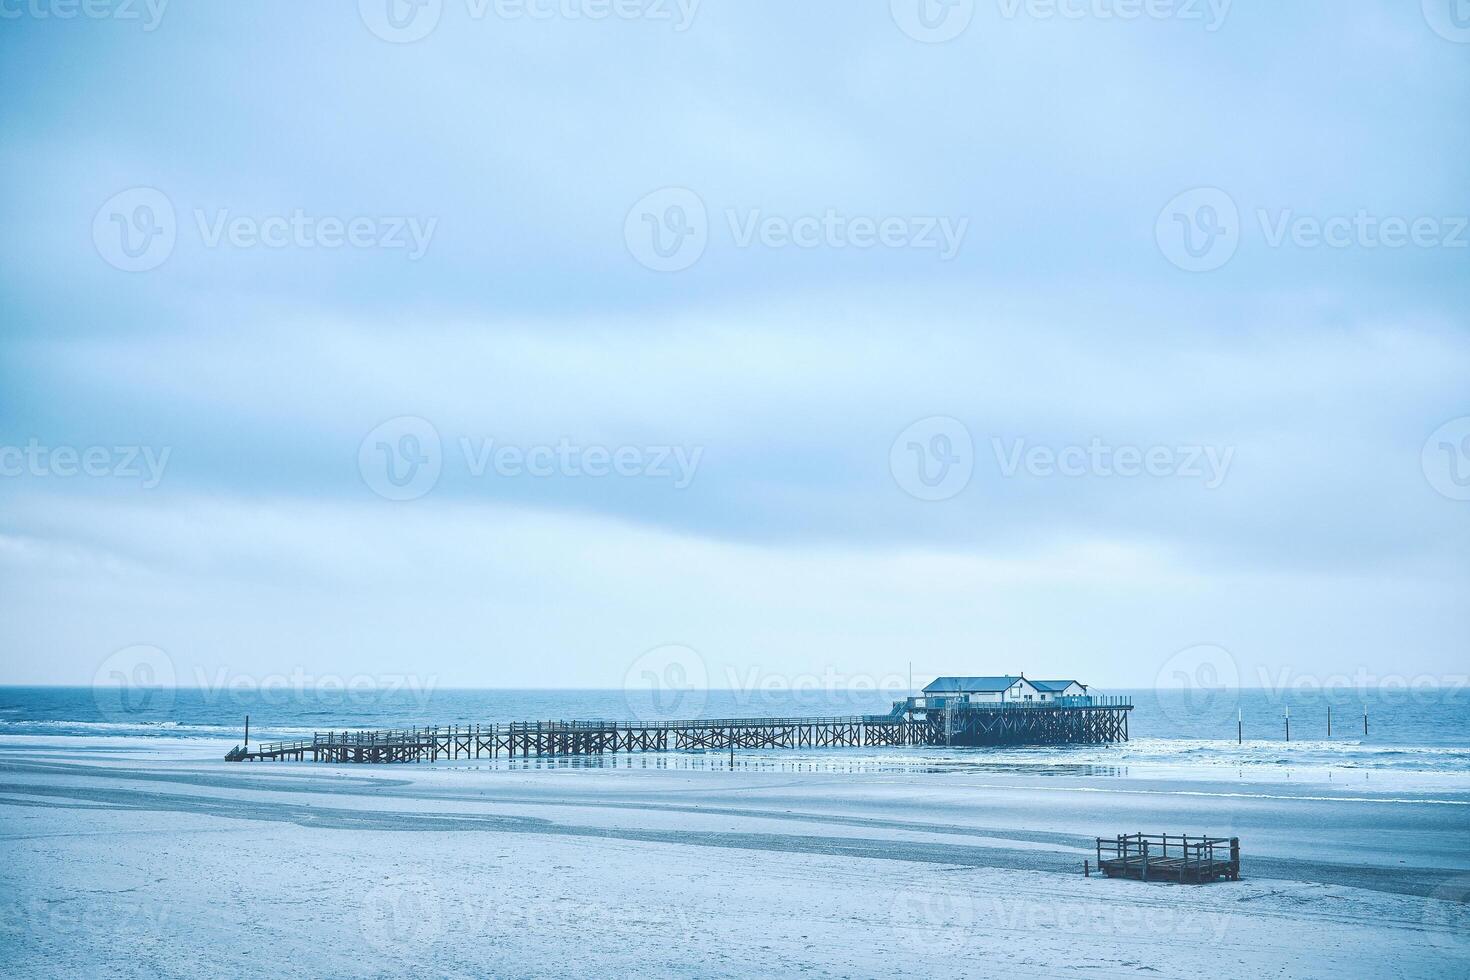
225 698 1132 763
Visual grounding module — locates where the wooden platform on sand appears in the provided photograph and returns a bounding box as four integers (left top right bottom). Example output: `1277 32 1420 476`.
1095 833 1240 884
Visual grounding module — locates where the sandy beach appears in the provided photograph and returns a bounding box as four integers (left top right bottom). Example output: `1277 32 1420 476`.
3 737 1467 979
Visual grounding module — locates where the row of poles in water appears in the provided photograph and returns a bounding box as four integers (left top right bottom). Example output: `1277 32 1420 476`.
1238 704 1369 743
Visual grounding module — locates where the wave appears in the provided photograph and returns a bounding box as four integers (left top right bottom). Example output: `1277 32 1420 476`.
0 719 320 739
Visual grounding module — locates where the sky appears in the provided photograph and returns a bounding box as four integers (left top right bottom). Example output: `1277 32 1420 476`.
1 1 1467 693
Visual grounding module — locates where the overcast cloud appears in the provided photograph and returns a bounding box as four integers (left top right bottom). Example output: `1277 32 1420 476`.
2 2 1467 688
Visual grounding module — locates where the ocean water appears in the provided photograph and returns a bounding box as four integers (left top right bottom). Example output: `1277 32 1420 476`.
3 686 1469 787
2 687 1470 775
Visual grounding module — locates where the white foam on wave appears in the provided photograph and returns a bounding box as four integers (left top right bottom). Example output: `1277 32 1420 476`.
986 783 1470 806
0 719 321 739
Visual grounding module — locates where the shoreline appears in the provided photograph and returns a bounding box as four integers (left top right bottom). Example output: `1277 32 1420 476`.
6 731 1470 793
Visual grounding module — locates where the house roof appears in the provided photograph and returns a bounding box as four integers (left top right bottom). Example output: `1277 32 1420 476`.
923 676 1022 694
1030 680 1086 692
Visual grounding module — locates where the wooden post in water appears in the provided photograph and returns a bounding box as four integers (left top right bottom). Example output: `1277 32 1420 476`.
1364 706 1369 736
244 715 249 750
1237 707 1242 745
1284 704 1290 743
1327 704 1332 737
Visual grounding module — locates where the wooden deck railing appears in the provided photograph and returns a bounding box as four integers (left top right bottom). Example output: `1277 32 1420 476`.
1095 832 1240 883
905 694 1132 710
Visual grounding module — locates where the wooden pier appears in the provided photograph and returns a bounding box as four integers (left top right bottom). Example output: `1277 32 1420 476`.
1096 833 1240 884
940 696 1130 746
225 698 1132 763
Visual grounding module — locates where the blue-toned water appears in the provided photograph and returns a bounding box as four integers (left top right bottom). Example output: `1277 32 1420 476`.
3 686 1469 783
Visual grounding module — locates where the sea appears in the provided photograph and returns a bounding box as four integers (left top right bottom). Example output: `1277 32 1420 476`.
3 686 1469 789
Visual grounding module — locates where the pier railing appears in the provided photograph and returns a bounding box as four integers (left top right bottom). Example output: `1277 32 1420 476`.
235 696 1133 762
253 698 1133 755
557 714 899 729
260 715 896 751
251 718 864 755
905 694 1131 710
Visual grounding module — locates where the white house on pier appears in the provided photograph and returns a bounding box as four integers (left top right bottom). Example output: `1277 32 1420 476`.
920 675 1089 708
1029 679 1088 701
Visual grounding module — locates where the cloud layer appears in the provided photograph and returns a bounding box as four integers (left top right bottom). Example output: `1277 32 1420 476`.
2 2 1467 686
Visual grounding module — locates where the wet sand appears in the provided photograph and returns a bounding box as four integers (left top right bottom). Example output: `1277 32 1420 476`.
3 737 1468 978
